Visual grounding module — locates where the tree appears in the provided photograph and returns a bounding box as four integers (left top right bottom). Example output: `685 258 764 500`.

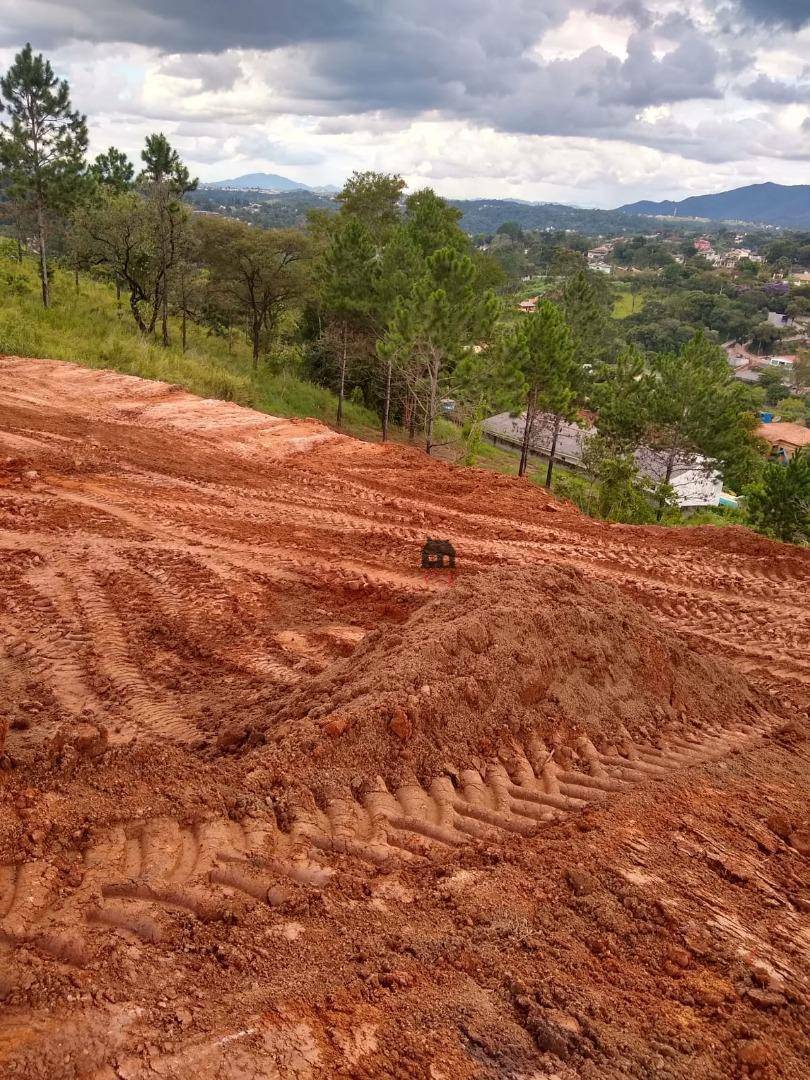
758 365 790 407
320 217 376 426
138 133 197 346
504 300 581 484
645 332 759 509
745 449 810 545
381 247 498 454
138 133 196 193
750 321 782 354
592 346 650 453
335 170 404 243
197 216 309 370
774 396 807 425
405 188 468 259
561 269 613 366
89 146 134 194
0 43 88 306
70 189 171 335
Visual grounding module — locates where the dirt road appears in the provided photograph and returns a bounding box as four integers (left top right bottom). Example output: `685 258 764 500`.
1 356 808 1079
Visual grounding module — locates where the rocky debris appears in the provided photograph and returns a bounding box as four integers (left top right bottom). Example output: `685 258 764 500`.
49 720 108 762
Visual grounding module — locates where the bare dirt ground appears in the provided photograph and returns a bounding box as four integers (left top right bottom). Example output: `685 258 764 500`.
0 355 808 1080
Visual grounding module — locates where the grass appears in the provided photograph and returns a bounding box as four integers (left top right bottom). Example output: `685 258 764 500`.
612 287 645 319
0 247 549 480
0 248 380 437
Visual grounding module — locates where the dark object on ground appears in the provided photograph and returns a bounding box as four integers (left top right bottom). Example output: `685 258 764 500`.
421 538 456 569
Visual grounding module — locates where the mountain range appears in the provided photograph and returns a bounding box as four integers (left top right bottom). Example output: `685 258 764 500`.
201 175 810 231
615 182 810 229
203 172 339 195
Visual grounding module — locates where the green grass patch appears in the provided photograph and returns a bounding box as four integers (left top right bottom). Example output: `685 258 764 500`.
0 251 379 436
612 287 645 319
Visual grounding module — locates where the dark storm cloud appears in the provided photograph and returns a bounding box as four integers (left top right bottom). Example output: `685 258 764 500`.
0 0 366 52
1 0 804 167
734 1 810 30
742 74 810 104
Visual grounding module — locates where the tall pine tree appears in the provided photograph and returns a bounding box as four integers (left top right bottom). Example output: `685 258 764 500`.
0 43 88 307
381 247 498 455
507 301 580 485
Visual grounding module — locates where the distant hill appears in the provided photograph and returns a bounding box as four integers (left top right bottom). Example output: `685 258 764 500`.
204 173 311 193
447 199 698 236
615 183 810 229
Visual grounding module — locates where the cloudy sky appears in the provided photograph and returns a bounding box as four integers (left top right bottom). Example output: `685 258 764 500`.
1 1 808 205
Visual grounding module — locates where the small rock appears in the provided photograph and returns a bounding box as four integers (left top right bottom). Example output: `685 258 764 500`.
788 827 809 856
765 812 792 841
746 988 787 1009
323 716 349 737
389 706 412 741
567 867 596 896
737 1039 771 1075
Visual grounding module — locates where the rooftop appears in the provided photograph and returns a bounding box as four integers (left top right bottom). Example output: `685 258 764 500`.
757 422 810 447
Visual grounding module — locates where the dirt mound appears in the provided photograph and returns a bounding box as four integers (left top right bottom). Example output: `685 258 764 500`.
258 565 764 786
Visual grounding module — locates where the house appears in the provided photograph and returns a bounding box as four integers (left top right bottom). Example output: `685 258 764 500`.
757 421 810 461
767 311 794 328
481 413 724 508
694 238 714 254
518 297 538 313
768 355 796 370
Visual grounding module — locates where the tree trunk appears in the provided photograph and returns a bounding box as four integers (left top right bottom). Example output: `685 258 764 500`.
336 321 347 428
381 357 392 443
161 282 170 347
115 277 122 304
36 200 49 309
74 260 79 294
544 415 562 489
129 292 148 335
518 391 536 478
251 317 261 371
657 446 678 521
424 357 439 456
182 309 187 353
406 394 416 442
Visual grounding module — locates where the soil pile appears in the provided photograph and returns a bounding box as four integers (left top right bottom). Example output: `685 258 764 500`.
258 565 765 785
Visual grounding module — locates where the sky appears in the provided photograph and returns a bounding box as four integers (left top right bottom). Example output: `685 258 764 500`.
0 0 809 206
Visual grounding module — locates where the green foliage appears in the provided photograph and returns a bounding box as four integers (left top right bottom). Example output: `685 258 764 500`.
0 246 378 434
646 332 760 492
745 449 810 544
0 43 88 208
774 396 807 425
592 346 649 452
90 146 135 194
0 43 88 306
381 246 499 453
139 132 197 194
561 269 614 364
335 170 404 242
758 365 790 407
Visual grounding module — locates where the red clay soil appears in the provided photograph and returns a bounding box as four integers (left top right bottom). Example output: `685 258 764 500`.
0 356 808 1080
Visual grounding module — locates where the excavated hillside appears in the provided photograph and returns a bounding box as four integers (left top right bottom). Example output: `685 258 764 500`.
0 356 808 1080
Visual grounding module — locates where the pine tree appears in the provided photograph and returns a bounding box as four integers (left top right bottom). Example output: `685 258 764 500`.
381 247 498 454
507 301 580 485
592 346 650 453
137 133 197 346
321 217 376 426
0 43 88 307
561 268 612 366
90 146 134 194
646 331 759 510
746 449 810 544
